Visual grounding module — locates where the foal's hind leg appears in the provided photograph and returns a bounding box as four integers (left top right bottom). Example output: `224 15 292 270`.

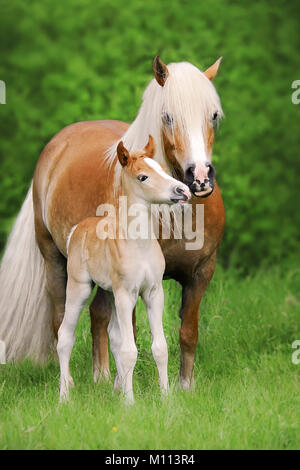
57 277 92 401
90 288 137 383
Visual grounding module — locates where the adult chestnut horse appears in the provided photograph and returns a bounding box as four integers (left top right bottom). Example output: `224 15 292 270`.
0 56 225 390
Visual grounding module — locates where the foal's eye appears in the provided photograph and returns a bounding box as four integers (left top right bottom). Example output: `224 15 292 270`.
137 175 148 182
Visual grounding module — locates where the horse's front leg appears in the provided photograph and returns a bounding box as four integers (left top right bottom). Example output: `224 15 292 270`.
90 287 112 382
179 254 216 390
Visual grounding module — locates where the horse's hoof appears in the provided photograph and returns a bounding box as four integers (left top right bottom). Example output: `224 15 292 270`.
93 368 111 383
179 375 194 391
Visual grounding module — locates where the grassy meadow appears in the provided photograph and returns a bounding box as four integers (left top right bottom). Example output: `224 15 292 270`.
0 0 300 451
0 263 299 450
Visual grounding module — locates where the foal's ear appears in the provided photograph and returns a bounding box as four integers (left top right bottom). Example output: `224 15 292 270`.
153 55 169 87
144 135 156 158
117 141 130 167
204 57 222 81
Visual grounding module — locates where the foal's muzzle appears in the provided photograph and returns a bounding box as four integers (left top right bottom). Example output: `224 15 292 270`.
170 185 191 204
184 162 216 198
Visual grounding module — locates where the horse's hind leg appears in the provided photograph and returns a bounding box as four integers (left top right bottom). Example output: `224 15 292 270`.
35 219 67 339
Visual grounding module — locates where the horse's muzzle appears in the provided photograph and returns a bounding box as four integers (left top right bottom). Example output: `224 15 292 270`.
190 179 214 198
184 163 215 198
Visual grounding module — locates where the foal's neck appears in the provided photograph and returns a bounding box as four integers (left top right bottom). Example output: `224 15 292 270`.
117 171 153 243
122 173 149 206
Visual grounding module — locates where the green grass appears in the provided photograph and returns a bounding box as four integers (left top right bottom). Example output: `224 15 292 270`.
0 262 299 450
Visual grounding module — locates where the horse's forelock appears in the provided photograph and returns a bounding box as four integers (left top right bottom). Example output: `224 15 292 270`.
105 61 223 194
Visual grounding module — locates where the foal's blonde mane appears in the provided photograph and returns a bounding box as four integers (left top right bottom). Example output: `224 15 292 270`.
106 61 223 191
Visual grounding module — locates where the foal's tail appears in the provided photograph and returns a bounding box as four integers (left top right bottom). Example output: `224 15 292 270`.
0 184 54 363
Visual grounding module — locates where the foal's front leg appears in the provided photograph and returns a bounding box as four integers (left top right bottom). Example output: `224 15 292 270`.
90 288 137 383
113 289 138 404
143 285 169 394
57 278 92 401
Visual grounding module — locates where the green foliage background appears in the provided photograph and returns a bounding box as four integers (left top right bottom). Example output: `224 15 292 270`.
0 0 300 268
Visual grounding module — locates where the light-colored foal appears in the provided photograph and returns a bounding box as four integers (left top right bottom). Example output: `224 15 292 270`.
57 135 191 403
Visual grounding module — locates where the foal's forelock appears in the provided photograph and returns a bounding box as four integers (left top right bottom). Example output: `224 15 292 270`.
105 61 223 193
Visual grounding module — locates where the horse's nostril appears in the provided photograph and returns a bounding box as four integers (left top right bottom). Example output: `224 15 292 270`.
206 163 216 179
186 164 196 175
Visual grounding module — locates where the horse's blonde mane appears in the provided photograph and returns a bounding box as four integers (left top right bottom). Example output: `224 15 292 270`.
106 61 223 190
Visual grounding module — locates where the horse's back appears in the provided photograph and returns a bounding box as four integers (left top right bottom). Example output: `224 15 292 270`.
33 120 129 256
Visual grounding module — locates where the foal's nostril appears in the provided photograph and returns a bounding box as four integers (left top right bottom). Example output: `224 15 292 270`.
174 186 185 195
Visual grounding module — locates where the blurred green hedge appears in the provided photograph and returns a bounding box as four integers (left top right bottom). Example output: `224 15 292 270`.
0 0 300 269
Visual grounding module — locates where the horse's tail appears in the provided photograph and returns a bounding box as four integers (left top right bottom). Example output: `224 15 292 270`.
0 183 55 363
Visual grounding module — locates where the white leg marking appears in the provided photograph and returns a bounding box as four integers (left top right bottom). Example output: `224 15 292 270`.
112 290 137 404
57 279 91 402
108 303 122 392
143 285 169 394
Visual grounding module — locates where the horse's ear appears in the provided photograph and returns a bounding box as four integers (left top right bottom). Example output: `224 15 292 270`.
204 57 222 81
117 141 130 167
153 55 169 87
144 135 156 158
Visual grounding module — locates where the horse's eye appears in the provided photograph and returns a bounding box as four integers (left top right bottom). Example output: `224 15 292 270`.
211 112 219 130
137 175 148 182
162 112 173 126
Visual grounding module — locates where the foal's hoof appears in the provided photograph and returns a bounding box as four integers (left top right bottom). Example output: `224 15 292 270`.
59 392 69 403
124 393 135 406
114 374 122 392
59 376 74 402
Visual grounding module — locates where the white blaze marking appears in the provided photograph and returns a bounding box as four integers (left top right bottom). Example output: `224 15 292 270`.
189 132 207 165
144 158 176 182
